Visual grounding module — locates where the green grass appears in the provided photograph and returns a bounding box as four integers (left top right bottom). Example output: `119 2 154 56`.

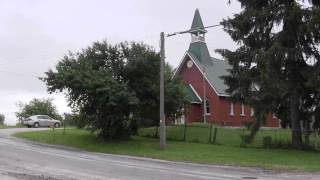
14 128 320 172
138 124 317 148
0 124 23 129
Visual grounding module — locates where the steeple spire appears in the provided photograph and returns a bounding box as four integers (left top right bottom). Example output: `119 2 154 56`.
190 9 207 43
190 9 206 33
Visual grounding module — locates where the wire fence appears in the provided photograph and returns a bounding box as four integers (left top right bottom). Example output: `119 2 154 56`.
138 123 320 150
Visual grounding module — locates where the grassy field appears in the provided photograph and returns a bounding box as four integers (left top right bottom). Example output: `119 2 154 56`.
14 128 320 172
138 124 318 148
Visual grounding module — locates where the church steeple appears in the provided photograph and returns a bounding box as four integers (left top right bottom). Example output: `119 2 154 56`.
190 9 207 43
188 9 212 66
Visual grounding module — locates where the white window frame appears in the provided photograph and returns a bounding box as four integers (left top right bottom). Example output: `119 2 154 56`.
240 104 245 117
230 102 234 116
251 108 254 117
205 100 211 115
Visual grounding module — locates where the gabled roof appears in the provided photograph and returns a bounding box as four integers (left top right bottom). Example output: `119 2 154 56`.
184 84 202 104
188 41 212 66
188 51 231 96
190 9 207 34
187 37 230 96
174 51 231 97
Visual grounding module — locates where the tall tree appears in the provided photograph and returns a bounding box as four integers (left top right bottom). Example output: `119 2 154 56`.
16 98 61 122
219 0 320 148
42 41 188 140
43 41 138 140
123 43 189 127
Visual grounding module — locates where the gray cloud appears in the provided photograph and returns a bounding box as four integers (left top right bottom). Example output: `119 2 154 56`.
0 0 240 124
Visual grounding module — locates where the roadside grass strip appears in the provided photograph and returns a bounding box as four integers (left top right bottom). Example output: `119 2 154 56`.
14 128 320 172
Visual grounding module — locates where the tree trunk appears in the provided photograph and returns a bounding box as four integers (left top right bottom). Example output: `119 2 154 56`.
248 110 264 144
290 95 302 148
304 120 311 147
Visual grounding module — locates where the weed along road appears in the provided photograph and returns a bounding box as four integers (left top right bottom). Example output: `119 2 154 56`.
0 128 318 180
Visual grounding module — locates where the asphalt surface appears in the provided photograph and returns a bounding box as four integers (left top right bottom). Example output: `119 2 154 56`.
0 128 319 180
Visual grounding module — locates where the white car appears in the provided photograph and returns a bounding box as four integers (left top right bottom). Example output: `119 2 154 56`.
23 115 61 128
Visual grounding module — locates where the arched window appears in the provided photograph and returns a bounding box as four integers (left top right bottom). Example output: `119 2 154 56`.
205 100 210 114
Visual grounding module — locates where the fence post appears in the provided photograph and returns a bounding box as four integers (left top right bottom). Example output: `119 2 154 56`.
183 121 187 141
212 126 218 144
241 128 245 146
209 124 213 144
315 130 319 150
154 126 159 138
274 129 277 143
63 119 66 135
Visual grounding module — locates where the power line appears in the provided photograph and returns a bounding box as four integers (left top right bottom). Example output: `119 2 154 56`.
166 24 221 37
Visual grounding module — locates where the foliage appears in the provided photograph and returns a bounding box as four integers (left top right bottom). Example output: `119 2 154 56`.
42 42 138 140
123 43 189 127
0 114 5 125
15 98 61 122
63 112 87 128
42 41 188 140
218 0 320 148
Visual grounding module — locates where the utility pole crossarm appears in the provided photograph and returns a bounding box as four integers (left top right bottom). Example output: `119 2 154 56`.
166 24 221 37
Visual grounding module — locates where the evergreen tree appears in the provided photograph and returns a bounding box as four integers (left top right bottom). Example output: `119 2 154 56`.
218 0 320 148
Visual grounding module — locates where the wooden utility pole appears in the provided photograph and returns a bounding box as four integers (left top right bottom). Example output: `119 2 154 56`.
159 32 166 149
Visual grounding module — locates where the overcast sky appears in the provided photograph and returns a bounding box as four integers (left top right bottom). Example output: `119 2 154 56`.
0 0 240 125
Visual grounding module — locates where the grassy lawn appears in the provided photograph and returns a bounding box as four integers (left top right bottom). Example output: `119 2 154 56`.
14 128 320 172
138 124 318 148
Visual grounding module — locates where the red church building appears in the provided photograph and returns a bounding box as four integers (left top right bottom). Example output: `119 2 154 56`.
174 9 279 127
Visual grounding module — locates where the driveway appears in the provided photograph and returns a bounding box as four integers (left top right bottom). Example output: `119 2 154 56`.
0 128 318 180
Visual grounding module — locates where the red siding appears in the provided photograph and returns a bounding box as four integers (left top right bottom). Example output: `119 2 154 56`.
185 104 202 123
178 56 279 127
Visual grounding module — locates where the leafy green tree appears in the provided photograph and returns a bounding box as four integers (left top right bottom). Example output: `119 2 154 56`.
43 42 138 140
123 43 189 127
16 98 61 122
42 41 188 140
0 114 5 125
219 0 320 148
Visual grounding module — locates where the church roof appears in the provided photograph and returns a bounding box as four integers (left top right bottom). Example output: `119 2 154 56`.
187 51 231 96
190 9 207 33
184 84 202 104
188 41 212 66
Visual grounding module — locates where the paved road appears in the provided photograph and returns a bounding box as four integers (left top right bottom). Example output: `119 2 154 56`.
0 128 319 180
